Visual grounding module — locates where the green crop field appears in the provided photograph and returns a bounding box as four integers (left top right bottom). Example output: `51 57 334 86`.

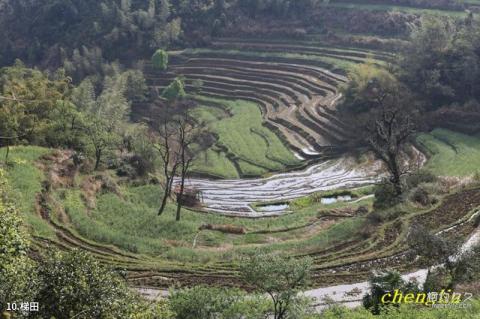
326 2 468 17
5 131 478 264
417 128 480 177
4 131 479 266
2 133 479 288
191 97 301 178
0 146 375 263
183 48 370 70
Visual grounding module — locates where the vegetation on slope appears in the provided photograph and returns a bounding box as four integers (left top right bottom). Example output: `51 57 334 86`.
0 146 371 261
192 97 300 178
417 129 480 177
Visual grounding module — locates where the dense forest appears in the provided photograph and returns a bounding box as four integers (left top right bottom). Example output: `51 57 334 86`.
0 0 322 68
0 0 469 68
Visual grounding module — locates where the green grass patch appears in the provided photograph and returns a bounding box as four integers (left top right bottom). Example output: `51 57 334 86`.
322 298 480 318
417 128 480 177
58 178 374 261
326 2 467 17
0 146 400 267
193 147 240 179
0 146 55 238
191 97 301 178
291 186 374 210
181 48 364 70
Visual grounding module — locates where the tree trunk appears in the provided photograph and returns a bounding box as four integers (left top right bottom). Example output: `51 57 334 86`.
176 174 186 221
4 143 9 165
277 302 287 319
167 174 175 197
388 153 402 195
158 184 170 216
273 300 279 319
94 149 102 171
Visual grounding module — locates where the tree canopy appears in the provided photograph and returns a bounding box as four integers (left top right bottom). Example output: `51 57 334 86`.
152 49 169 70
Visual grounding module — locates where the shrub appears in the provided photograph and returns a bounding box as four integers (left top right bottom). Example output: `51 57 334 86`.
424 267 452 292
169 286 268 319
129 154 153 177
152 49 168 70
0 173 39 310
474 171 480 183
374 181 400 209
411 187 430 206
162 77 186 101
36 249 137 319
363 270 420 315
453 244 480 285
405 170 438 189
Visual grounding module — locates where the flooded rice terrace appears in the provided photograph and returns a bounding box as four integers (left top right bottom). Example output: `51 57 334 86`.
179 157 384 217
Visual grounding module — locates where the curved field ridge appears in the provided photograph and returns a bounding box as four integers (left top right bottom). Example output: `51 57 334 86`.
136 224 480 307
307 218 480 310
178 157 383 217
142 38 391 165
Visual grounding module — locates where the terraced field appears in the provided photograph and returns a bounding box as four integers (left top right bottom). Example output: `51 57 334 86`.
2 132 480 298
134 38 394 180
181 156 383 217
8 34 480 298
326 0 470 16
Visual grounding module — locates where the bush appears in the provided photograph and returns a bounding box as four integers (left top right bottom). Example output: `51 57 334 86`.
162 77 186 101
152 49 168 70
363 270 420 315
169 286 268 319
36 249 137 319
453 245 480 285
405 170 437 189
423 267 451 292
114 156 150 179
374 181 400 209
129 154 154 177
411 187 430 206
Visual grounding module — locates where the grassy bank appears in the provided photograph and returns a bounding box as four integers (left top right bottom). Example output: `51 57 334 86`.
326 2 467 17
321 299 480 318
182 48 365 70
0 146 371 263
191 97 301 178
0 146 55 238
417 128 480 177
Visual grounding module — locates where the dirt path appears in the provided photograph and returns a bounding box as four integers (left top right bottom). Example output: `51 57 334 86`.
307 220 480 310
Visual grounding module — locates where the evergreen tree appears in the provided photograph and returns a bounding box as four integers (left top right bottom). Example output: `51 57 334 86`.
152 49 169 70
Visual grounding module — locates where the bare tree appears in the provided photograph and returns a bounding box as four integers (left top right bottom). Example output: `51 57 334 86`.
154 117 180 216
174 111 196 221
364 80 416 195
154 101 206 220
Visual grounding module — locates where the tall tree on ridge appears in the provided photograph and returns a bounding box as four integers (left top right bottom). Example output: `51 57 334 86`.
364 79 416 195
